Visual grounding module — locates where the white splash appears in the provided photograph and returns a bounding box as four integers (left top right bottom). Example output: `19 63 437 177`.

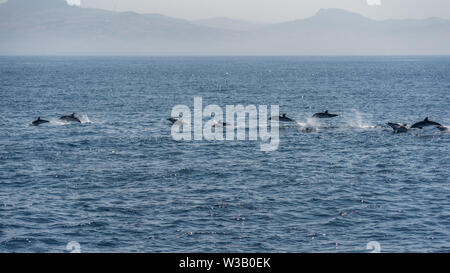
79 114 91 124
296 116 320 133
343 110 375 129
66 0 81 6
367 0 381 6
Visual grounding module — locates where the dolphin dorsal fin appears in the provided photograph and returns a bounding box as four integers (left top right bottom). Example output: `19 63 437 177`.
325 110 328 114
424 117 429 121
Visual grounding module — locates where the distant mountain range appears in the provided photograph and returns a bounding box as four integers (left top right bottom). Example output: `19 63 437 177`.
192 17 265 31
1 0 449 55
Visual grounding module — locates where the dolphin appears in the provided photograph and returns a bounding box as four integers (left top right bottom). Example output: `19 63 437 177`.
168 117 181 124
387 122 408 133
270 113 296 122
31 117 49 126
312 110 339 119
168 117 190 126
212 121 228 127
60 113 81 123
410 117 442 129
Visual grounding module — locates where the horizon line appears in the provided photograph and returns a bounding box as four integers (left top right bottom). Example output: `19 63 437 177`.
1 54 450 57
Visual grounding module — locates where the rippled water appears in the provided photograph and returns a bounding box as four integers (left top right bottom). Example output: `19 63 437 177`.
0 56 449 253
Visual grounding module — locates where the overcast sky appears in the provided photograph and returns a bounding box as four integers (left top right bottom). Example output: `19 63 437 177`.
76 0 450 22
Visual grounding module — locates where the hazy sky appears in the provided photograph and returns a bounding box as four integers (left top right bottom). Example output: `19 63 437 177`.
77 0 450 22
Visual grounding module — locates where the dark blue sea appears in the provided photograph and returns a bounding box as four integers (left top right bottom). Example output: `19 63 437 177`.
0 56 449 253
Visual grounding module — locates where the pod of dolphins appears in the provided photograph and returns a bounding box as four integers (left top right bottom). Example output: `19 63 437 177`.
387 117 447 133
31 113 81 126
269 110 340 122
166 110 447 133
33 110 447 133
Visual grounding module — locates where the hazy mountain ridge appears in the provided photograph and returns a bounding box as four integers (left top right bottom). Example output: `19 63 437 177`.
1 0 449 55
0 0 237 54
192 17 265 31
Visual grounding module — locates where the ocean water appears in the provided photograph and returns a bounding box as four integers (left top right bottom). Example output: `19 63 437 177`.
0 56 449 253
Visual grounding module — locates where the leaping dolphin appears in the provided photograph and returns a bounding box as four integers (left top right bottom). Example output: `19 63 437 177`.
168 117 181 124
270 113 296 122
387 122 408 133
312 110 339 119
31 117 49 126
410 117 441 129
60 113 81 123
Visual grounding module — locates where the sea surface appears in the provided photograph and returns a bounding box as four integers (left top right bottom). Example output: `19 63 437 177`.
0 56 449 253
